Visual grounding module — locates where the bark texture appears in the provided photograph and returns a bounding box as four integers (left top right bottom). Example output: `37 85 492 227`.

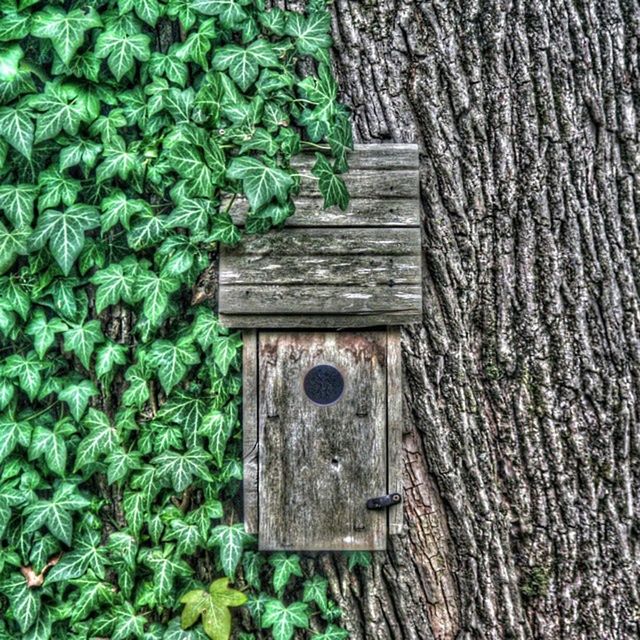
275 0 640 638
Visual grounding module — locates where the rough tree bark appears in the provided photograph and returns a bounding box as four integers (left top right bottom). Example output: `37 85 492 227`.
272 0 640 638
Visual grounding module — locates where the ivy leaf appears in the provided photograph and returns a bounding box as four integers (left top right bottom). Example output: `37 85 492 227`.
314 625 349 640
4 352 42 401
192 0 253 28
97 135 143 182
23 482 90 545
91 261 137 313
0 183 37 228
69 572 116 623
30 204 100 275
74 409 120 470
312 154 349 211
285 11 332 58
200 408 233 466
63 320 105 369
212 40 279 91
208 524 253 577
180 577 247 640
95 29 152 81
134 268 180 325
31 6 101 65
0 413 30 464
25 309 67 359
59 379 99 420
302 575 329 611
159 390 207 434
149 337 200 394
164 618 208 639
0 44 23 81
111 603 147 640
269 553 303 596
210 333 242 376
37 166 81 210
226 156 293 211
95 341 128 380
28 422 71 476
0 106 33 157
152 446 213 493
0 221 29 274
101 190 151 232
118 0 162 27
261 600 309 640
46 537 106 583
0 573 41 633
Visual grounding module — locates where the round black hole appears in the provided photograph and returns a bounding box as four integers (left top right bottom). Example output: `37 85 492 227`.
331 457 339 465
303 364 344 405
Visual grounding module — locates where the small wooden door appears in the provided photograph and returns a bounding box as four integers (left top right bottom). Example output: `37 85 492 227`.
258 331 388 550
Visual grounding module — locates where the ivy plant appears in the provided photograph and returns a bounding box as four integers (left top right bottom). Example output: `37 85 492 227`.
0 0 353 638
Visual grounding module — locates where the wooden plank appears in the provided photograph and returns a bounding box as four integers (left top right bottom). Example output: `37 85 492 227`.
220 284 422 316
291 143 419 171
227 195 420 228
387 328 403 534
298 169 417 200
258 331 388 550
220 311 423 329
222 227 421 257
220 254 421 286
242 330 258 534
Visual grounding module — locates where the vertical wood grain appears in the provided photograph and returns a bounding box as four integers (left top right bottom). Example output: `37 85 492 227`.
387 327 403 534
258 331 388 550
242 330 258 534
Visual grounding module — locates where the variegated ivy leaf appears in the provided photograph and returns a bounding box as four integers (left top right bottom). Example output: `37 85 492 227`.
95 28 152 81
25 310 68 359
74 408 120 470
212 39 279 91
226 156 293 211
0 412 30 464
208 524 253 577
269 553 303 596
312 153 349 211
100 189 151 232
152 446 213 493
0 183 38 228
0 221 29 274
3 351 42 401
0 105 33 157
192 0 253 28
31 6 101 65
261 599 309 640
30 204 100 275
23 482 91 545
91 260 138 313
285 11 332 59
63 319 105 369
133 267 180 325
118 0 162 27
0 573 41 634
149 337 200 394
0 44 23 81
58 379 99 420
28 420 75 476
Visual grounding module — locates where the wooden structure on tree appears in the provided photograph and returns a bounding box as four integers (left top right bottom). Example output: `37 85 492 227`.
219 144 421 550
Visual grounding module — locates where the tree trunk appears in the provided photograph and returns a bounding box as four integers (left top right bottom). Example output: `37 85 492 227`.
290 0 640 638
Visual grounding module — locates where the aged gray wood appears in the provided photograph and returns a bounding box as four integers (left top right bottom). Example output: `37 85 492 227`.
227 196 419 228
386 328 403 534
296 169 417 200
220 284 421 315
222 311 422 329
291 143 419 171
242 330 258 534
224 227 420 256
221 255 421 286
258 331 388 550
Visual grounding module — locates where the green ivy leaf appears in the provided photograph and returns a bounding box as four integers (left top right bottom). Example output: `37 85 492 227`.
269 553 303 596
119 0 162 27
95 29 152 81
0 573 41 633
30 204 100 275
0 44 24 81
25 309 67 359
31 6 101 65
23 482 90 545
149 337 200 394
0 413 30 464
192 0 253 28
0 183 37 228
63 320 104 368
226 156 293 211
152 446 213 493
312 153 349 210
212 40 279 92
91 261 137 313
0 106 33 157
314 625 349 640
261 599 309 640
59 379 99 420
208 524 252 577
302 575 329 611
285 11 332 58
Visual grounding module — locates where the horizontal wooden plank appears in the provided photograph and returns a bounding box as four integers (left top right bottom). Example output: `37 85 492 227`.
220 311 422 329
220 254 421 286
227 195 419 228
292 143 419 171
219 284 421 315
222 228 421 257
297 168 418 200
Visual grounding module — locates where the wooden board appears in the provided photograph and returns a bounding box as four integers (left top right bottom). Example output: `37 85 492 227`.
387 328 403 534
242 330 258 533
219 144 422 329
258 331 388 550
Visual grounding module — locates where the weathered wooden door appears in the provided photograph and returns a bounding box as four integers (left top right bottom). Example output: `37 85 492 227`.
258 331 388 550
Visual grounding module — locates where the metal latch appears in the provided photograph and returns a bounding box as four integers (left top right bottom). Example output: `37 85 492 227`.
366 493 402 510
